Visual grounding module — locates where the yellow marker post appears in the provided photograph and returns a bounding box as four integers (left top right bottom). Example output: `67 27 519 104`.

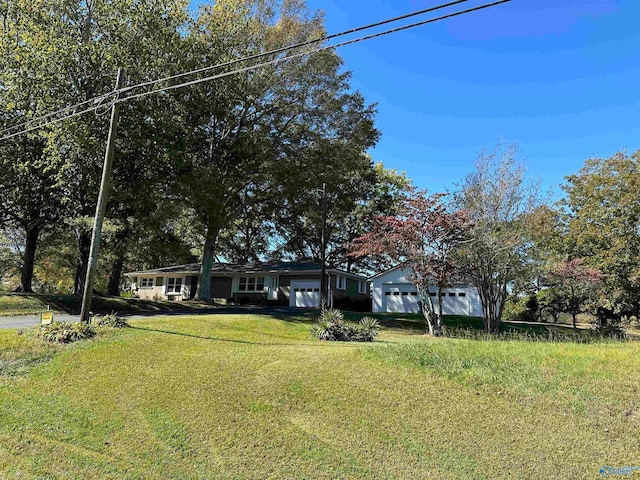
41 311 54 325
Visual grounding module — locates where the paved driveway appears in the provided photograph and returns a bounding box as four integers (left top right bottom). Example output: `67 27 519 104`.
0 314 80 330
0 306 311 330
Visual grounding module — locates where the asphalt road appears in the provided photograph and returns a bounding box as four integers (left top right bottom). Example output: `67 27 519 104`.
0 306 309 330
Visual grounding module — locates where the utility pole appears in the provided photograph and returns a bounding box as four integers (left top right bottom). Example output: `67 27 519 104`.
80 68 125 323
320 182 328 307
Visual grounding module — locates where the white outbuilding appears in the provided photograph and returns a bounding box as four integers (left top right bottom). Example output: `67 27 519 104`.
370 266 484 316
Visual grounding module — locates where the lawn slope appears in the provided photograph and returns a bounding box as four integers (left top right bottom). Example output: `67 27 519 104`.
0 314 638 479
0 292 213 316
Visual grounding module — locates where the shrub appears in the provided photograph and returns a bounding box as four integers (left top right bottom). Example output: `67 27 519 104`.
93 312 129 328
621 315 640 329
502 295 534 322
37 322 96 343
311 309 379 342
352 317 380 342
591 323 625 340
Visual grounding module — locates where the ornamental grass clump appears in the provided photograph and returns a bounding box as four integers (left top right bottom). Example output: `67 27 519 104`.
37 322 96 343
311 309 379 342
93 311 129 328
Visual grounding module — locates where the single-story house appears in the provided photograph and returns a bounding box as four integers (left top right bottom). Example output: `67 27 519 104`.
370 265 484 316
124 261 370 308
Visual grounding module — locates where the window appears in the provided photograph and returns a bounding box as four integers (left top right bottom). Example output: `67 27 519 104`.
393 291 400 296
166 277 182 294
384 291 391 296
238 276 265 292
358 281 366 294
448 292 456 297
458 292 466 297
410 292 418 296
140 278 154 288
402 292 409 296
336 275 346 290
429 292 437 297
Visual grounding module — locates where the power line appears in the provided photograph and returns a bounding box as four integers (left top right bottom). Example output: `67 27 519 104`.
0 0 512 142
0 0 471 138
0 104 105 141
119 0 472 95
121 0 512 104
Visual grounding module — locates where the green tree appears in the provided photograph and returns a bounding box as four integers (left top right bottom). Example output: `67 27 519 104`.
268 162 408 275
1 0 192 295
561 150 640 317
172 0 378 300
0 0 69 291
537 288 565 323
548 258 603 329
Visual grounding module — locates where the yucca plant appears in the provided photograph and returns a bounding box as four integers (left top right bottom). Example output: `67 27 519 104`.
311 309 380 342
355 316 380 342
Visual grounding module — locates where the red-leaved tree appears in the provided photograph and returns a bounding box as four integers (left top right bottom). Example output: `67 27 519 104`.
351 189 472 336
548 258 603 329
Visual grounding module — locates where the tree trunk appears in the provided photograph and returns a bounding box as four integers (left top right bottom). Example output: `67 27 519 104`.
420 288 442 336
75 230 92 295
346 256 353 273
196 225 220 301
571 312 577 330
19 225 40 293
107 254 124 296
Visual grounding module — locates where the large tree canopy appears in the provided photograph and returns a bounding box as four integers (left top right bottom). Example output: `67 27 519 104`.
561 150 640 317
0 0 192 294
169 0 379 300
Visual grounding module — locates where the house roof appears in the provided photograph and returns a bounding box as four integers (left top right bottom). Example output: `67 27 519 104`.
125 261 367 279
368 264 475 287
367 264 405 281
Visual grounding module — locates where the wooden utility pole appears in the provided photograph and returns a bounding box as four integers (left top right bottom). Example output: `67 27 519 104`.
80 68 125 323
320 182 328 307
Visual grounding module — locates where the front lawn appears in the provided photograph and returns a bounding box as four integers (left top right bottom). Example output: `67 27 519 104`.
0 314 638 479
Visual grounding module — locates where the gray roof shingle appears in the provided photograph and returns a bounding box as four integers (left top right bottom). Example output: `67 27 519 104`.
125 261 364 277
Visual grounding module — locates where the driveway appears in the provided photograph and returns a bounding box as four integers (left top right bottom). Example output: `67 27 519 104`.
0 306 312 330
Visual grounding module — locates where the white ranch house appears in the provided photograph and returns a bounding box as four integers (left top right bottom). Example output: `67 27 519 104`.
125 261 369 308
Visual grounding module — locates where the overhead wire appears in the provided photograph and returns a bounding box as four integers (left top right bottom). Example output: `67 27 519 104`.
118 0 472 94
120 0 512 104
0 94 111 137
0 0 471 139
0 0 512 142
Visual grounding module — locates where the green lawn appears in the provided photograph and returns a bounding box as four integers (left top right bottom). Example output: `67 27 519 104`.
1 314 638 479
0 292 213 316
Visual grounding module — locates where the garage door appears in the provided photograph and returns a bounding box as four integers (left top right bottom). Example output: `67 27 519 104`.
290 280 321 308
383 286 420 313
442 291 469 315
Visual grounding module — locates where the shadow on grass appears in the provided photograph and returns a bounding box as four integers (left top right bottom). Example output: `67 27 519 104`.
0 292 220 316
129 325 379 347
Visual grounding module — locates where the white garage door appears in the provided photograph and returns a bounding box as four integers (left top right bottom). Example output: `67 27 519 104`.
383 286 420 313
381 286 472 315
441 291 469 315
290 280 321 308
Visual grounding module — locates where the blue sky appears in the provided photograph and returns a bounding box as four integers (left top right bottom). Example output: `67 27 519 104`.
304 0 640 197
